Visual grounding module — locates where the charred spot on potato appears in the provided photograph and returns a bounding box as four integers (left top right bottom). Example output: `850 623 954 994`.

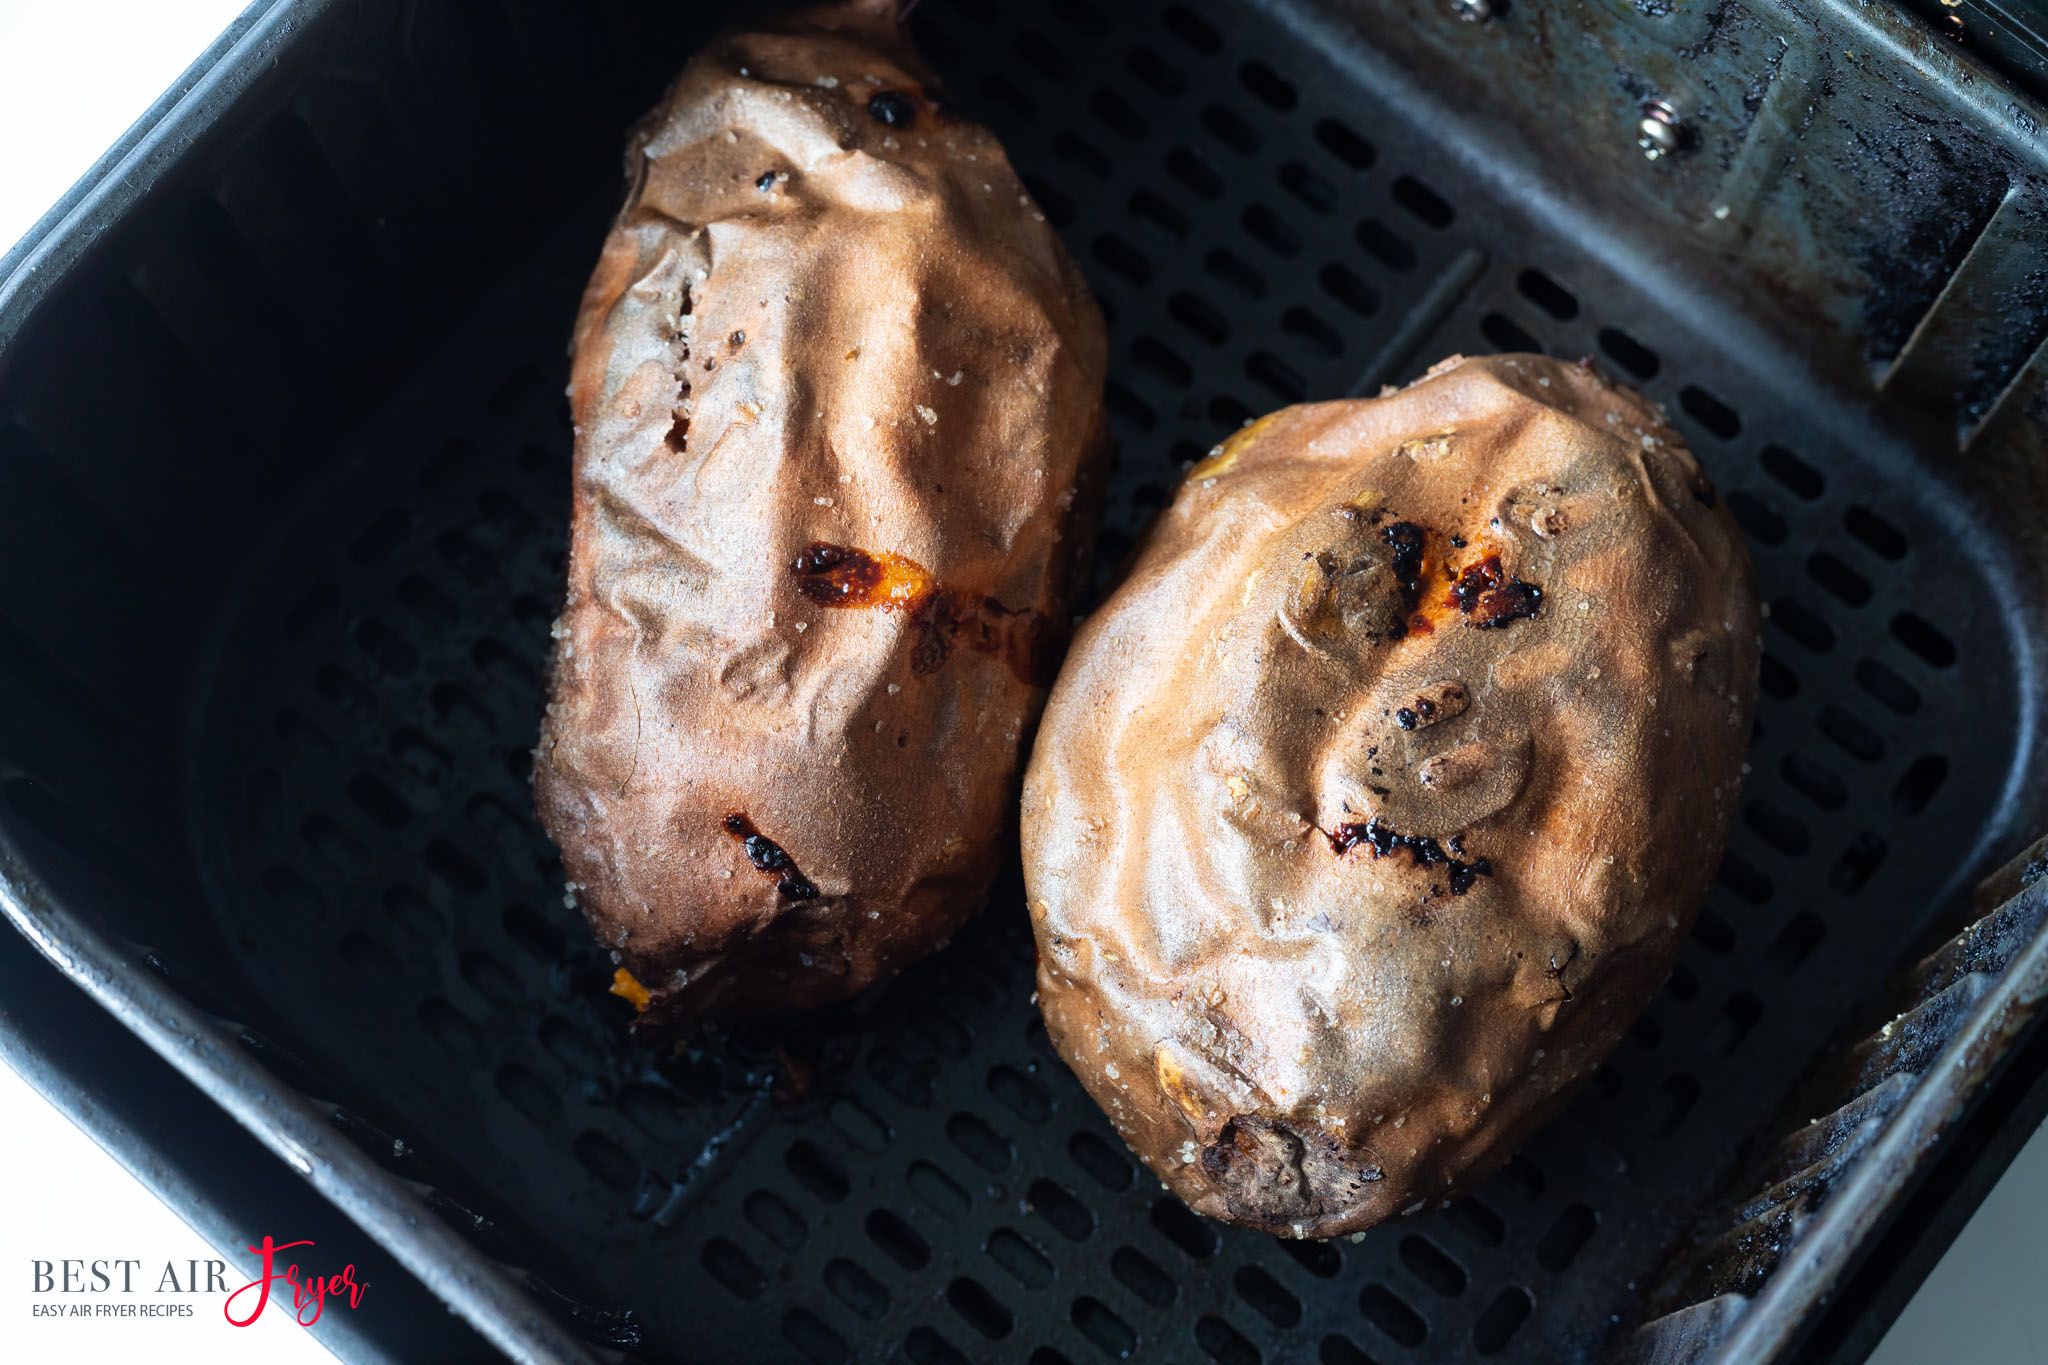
1447 553 1543 629
1329 818 1492 895
755 170 776 191
722 811 820 900
1202 1116 1316 1219
791 542 920 606
867 90 916 127
793 543 1051 683
1201 1116 1382 1225
1381 521 1426 616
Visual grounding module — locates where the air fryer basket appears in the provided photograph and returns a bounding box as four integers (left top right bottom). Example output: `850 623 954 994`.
3 1 2046 1362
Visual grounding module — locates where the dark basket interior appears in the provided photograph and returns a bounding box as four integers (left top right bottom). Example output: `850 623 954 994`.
0 1 2035 1362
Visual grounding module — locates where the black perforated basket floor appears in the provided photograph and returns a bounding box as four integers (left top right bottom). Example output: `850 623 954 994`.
155 2 2030 1363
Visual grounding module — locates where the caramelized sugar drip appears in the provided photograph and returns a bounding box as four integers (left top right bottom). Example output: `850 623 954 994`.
722 812 820 901
791 542 1052 683
1446 553 1543 630
1328 817 1494 896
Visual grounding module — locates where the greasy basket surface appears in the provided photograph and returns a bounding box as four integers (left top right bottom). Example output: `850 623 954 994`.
83 1 2030 1362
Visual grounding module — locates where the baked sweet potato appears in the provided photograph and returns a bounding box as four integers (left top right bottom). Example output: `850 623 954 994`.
1023 354 1757 1236
536 0 1107 1030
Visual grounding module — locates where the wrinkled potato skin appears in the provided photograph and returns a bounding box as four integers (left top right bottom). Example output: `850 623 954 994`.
1024 355 1757 1237
536 1 1107 1030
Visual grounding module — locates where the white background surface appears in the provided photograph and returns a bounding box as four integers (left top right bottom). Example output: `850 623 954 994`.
0 2 2042 1363
0 13 333 1364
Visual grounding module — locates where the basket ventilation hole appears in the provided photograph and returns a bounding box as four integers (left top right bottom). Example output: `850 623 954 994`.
1243 203 1301 256
946 1276 1013 1338
701 1238 765 1300
1445 1197 1507 1248
782 1307 848 1365
1391 175 1454 228
1398 1236 1467 1296
908 1160 970 1218
866 1208 930 1269
1320 1335 1374 1365
417 996 478 1054
1029 1178 1094 1241
1205 248 1266 298
1471 1287 1533 1354
826 1258 891 1321
1129 47 1187 97
1056 131 1114 179
1706 991 1765 1057
1757 653 1799 700
1052 0 1112 37
1358 1284 1427 1347
1890 611 1957 668
1131 187 1188 239
1071 1295 1137 1357
947 1112 1014 1172
1846 505 1910 560
1769 598 1836 653
1726 491 1787 546
1761 444 1825 500
1818 705 1886 763
1692 906 1737 954
1743 801 1811 857
1069 1129 1135 1190
1769 912 1828 973
1319 263 1378 316
906 1326 971 1365
1599 327 1660 378
1648 1073 1700 1138
1356 218 1416 271
1856 659 1921 714
1111 1245 1177 1305
987 1227 1056 1288
1198 1314 1263 1364
1481 313 1541 354
1830 831 1889 894
1314 116 1374 168
1679 385 1741 439
1778 752 1847 811
1163 3 1222 52
1892 754 1949 815
1280 159 1337 213
1535 1204 1599 1272
1717 850 1775 905
1235 1264 1304 1325
785 1140 851 1201
1152 1195 1218 1258
1516 268 1579 320
1239 59 1297 110
1204 103 1262 155
1279 1235 1345 1275
744 1190 807 1251
1807 552 1871 607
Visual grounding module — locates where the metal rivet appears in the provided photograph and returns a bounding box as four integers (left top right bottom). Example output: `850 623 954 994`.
1638 98 1687 161
1453 0 1496 22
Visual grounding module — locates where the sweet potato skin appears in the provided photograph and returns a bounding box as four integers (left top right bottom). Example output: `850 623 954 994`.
1024 355 1757 1236
536 2 1107 1030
